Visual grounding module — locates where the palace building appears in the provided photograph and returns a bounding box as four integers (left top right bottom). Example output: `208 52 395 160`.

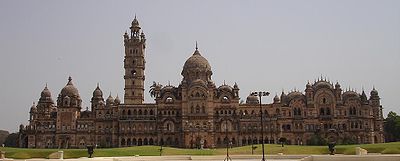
18 17 384 149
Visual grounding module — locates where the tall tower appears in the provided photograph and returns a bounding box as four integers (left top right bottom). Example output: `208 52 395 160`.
123 17 146 104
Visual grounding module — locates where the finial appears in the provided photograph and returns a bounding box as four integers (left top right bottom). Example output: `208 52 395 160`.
373 85 376 90
32 101 35 106
109 92 112 97
134 14 137 19
45 82 48 88
68 76 72 82
195 41 198 50
223 80 226 85
168 80 171 86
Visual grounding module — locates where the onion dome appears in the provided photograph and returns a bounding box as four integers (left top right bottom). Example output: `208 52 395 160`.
313 80 334 90
92 83 103 98
39 84 54 103
342 90 359 101
114 95 121 104
181 45 212 83
106 93 114 105
361 90 368 104
371 87 379 96
131 16 140 28
288 91 304 98
41 84 51 98
246 94 259 104
218 84 233 92
306 81 311 88
273 94 280 103
60 76 80 98
233 82 239 90
335 82 341 89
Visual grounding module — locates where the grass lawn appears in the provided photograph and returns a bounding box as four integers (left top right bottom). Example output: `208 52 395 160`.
1 142 399 159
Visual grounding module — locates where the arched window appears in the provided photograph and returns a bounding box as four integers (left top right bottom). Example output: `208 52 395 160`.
128 110 131 115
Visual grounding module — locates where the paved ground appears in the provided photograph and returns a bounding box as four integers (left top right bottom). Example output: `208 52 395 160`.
1 155 307 161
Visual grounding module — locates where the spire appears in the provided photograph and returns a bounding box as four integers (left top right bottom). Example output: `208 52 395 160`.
193 41 201 55
67 76 73 85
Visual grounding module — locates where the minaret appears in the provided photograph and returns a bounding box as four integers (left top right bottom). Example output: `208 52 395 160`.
123 16 146 104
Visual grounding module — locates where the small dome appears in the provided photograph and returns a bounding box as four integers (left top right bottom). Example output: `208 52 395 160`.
246 94 259 104
335 82 341 88
313 80 334 90
273 95 280 103
60 76 80 98
233 82 239 89
114 95 121 104
306 82 311 88
131 17 140 28
92 84 103 98
106 94 114 105
342 90 359 100
218 84 233 92
162 85 175 91
41 85 51 98
371 88 378 96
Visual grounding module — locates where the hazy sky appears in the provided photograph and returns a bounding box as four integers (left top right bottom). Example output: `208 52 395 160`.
0 0 399 132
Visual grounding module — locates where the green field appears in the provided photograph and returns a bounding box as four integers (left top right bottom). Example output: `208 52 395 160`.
1 142 400 159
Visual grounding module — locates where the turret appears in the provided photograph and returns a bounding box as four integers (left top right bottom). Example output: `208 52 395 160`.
305 81 313 102
370 87 380 106
91 83 104 110
335 82 342 103
233 82 239 97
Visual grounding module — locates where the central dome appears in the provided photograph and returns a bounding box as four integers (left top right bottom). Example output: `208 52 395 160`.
181 48 213 83
60 76 80 97
182 50 211 73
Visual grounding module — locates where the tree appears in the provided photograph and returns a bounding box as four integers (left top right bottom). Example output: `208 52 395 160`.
384 111 400 142
4 132 18 147
0 130 9 145
149 81 162 98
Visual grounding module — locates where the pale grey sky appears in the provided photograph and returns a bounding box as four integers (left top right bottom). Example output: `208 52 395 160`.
0 0 399 132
